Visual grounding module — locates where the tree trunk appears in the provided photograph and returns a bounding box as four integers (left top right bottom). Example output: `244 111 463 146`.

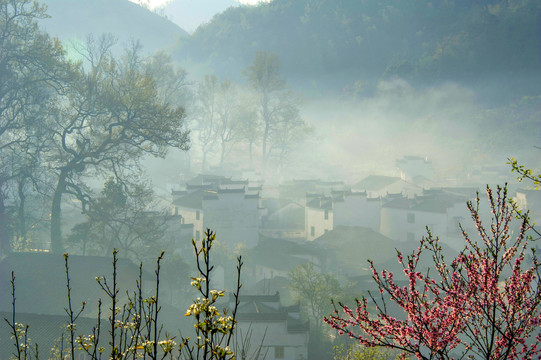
248 141 253 167
50 170 67 253
261 94 270 173
17 176 27 247
219 141 226 168
202 150 208 172
0 185 11 257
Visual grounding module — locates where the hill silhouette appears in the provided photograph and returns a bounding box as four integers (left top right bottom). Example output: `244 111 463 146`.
41 0 189 55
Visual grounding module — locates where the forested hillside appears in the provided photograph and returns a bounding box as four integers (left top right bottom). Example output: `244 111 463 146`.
177 0 541 97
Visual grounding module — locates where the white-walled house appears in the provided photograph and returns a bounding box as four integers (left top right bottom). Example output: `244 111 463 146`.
380 195 448 243
172 189 205 241
354 175 422 198
171 186 261 249
396 155 434 182
331 190 381 232
305 191 382 241
232 292 309 360
379 188 477 250
304 194 333 241
204 188 260 249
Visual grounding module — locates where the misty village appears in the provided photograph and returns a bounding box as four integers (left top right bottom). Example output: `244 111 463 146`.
1 0 541 359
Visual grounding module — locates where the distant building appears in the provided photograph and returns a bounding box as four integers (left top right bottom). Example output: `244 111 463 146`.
380 188 477 250
279 180 347 204
232 292 309 360
247 236 324 283
171 175 262 249
331 190 381 232
396 155 434 182
515 188 541 224
304 191 382 241
354 175 422 198
204 188 260 249
304 194 333 241
261 198 305 239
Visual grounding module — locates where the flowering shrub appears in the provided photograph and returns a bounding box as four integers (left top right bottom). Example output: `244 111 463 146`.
325 185 541 360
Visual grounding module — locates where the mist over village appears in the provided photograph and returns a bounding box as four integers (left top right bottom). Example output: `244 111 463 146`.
1 0 541 359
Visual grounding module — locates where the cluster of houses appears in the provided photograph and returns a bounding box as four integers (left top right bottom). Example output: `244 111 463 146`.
162 155 537 359
1 155 538 359
170 156 481 253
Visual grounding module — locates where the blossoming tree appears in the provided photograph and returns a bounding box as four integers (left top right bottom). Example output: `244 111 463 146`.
325 185 541 360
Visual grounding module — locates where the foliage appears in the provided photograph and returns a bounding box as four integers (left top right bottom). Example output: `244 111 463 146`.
289 263 345 333
509 157 541 190
333 343 404 360
325 185 541 360
244 51 305 172
47 36 189 253
193 75 247 171
0 0 192 255
68 178 168 260
182 229 242 360
183 0 541 89
0 0 68 255
5 229 243 360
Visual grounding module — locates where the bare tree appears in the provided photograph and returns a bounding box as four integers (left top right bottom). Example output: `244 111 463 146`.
244 52 305 173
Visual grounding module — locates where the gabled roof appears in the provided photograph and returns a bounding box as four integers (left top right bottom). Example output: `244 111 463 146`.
232 292 309 333
0 253 149 316
247 236 325 272
314 226 398 274
0 311 98 356
185 174 248 190
382 188 473 213
185 174 228 187
306 196 332 210
355 175 401 191
172 189 206 209
382 196 412 209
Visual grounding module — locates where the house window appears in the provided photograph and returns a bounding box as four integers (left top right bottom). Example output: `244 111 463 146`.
407 232 415 242
407 213 415 223
196 210 200 220
274 346 284 359
310 226 315 237
324 209 329 220
196 230 200 241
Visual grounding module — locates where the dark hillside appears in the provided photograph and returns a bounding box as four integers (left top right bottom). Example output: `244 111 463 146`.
177 0 541 97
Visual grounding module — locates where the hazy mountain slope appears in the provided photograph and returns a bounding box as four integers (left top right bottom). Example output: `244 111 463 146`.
161 0 238 33
177 0 541 94
41 0 189 55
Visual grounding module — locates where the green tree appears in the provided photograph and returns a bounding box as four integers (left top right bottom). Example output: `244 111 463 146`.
333 343 404 360
289 263 346 333
47 36 189 253
68 178 168 260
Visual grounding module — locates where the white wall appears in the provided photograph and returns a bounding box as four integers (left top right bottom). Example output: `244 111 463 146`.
175 206 204 241
380 207 447 243
203 193 260 248
305 207 333 241
333 195 381 232
235 320 308 360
